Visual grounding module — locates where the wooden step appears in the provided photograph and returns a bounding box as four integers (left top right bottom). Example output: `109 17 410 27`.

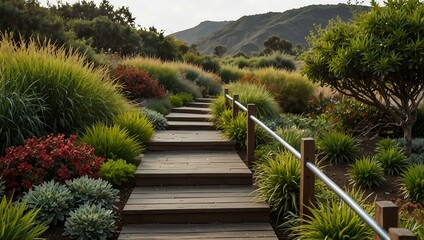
122 185 270 224
185 102 211 108
166 112 211 122
172 106 212 114
167 121 215 130
148 130 236 151
118 223 278 239
136 151 252 186
195 98 215 103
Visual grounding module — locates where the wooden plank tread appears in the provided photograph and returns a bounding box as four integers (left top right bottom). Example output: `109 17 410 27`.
151 131 229 142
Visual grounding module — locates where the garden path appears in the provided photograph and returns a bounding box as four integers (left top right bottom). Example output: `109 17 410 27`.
118 98 278 239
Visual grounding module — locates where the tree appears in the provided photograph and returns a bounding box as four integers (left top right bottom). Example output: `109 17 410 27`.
213 45 227 57
263 36 293 55
302 0 424 156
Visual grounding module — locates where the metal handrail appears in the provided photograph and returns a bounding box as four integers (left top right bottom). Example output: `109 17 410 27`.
224 94 391 240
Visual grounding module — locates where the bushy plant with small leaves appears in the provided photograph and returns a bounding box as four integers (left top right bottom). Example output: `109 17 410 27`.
66 176 119 210
276 126 313 151
348 157 385 189
100 159 136 187
401 164 424 205
22 180 75 225
113 111 154 146
63 204 116 240
140 108 167 130
317 132 359 164
375 146 408 175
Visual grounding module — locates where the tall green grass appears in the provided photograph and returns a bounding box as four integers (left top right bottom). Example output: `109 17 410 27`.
0 35 133 141
176 62 222 96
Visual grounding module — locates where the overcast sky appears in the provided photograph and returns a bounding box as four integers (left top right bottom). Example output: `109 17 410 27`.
41 0 385 34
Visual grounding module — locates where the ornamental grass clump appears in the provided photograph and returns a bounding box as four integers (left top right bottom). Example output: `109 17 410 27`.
66 176 119 210
375 146 408 175
22 180 75 225
100 159 137 187
0 196 48 240
113 111 154 146
255 151 300 223
276 126 313 151
0 34 133 136
401 164 424 205
80 124 142 165
317 132 359 164
63 204 116 240
348 157 385 189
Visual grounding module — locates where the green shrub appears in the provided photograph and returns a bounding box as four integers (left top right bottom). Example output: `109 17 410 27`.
140 108 167 130
169 95 184 107
375 146 408 175
63 204 116 240
0 196 48 240
401 164 424 205
254 52 296 71
0 35 133 136
348 157 385 189
100 159 137 187
178 63 222 96
175 92 194 103
200 55 221 73
218 64 249 83
317 132 359 164
143 98 173 115
396 138 424 154
22 180 74 225
409 153 424 165
276 126 313 151
113 111 154 146
375 138 399 153
80 124 142 165
399 202 424 239
255 151 300 223
292 189 373 240
66 176 119 210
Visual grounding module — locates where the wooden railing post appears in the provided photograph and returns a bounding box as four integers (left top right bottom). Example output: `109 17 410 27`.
233 94 239 119
224 88 229 109
375 201 417 240
247 104 256 168
300 138 315 225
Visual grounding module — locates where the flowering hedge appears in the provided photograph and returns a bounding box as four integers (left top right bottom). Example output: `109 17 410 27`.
0 134 104 196
111 65 166 100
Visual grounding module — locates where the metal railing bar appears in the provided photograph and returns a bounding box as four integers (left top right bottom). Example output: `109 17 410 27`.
306 162 390 240
250 115 302 159
234 101 248 112
225 94 233 101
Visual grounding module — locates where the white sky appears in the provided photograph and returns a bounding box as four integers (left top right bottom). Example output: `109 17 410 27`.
41 0 385 34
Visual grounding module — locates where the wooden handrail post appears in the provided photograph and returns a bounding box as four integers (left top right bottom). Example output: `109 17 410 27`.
233 94 239 119
389 228 417 240
374 201 399 240
247 104 256 168
224 88 229 109
300 138 315 225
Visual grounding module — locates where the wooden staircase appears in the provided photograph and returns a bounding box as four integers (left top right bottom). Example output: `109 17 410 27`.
118 98 278 239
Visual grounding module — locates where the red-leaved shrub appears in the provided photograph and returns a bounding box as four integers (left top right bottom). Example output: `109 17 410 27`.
0 134 104 196
112 65 166 100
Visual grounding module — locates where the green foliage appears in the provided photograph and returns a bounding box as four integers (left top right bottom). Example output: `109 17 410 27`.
200 55 221 73
66 176 119 210
0 35 133 138
263 36 293 55
0 196 48 240
80 124 142 165
143 98 173 115
140 108 168 130
169 93 194 107
276 126 313 151
396 138 424 155
63 204 116 240
292 189 373 240
113 111 154 146
100 159 136 187
277 113 332 136
375 146 408 175
398 202 424 239
255 152 300 223
22 180 74 225
0 177 4 199
178 64 222 96
401 164 424 205
376 138 400 153
348 157 385 189
255 52 296 71
317 132 359 164
218 64 249 83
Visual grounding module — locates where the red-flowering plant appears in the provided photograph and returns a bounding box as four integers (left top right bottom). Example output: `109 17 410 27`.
0 134 104 197
111 65 166 100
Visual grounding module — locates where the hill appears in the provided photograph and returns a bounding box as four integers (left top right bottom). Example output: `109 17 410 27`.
171 21 232 44
173 4 369 55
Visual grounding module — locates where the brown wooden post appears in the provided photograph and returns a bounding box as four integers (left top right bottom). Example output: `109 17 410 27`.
233 94 239 119
300 138 315 225
224 88 229 109
374 201 399 240
247 104 256 168
389 228 417 240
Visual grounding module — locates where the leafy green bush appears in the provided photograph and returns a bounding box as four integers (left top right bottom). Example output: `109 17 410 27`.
143 98 173 115
66 176 119 210
100 159 137 187
375 146 408 175
218 64 249 83
80 124 142 165
22 180 74 225
140 108 167 130
401 164 424 205
0 35 133 137
0 196 48 240
276 126 313 151
178 63 222 96
254 52 296 71
255 152 300 223
396 138 424 155
63 204 116 240
113 111 154 146
168 93 194 107
317 132 359 164
375 138 399 153
348 157 385 189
